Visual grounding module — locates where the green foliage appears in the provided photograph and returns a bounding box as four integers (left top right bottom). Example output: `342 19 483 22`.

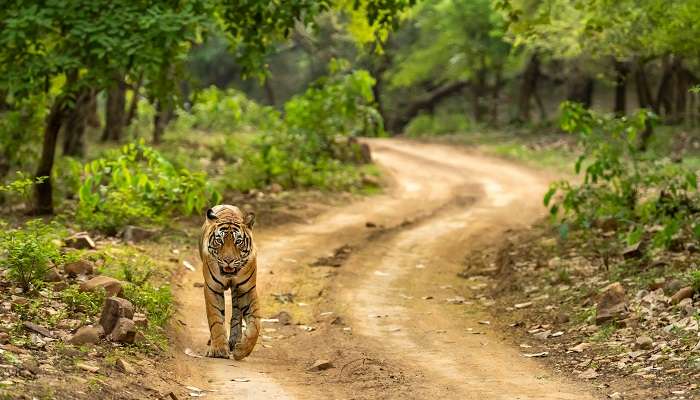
76 141 220 233
249 60 382 189
0 95 47 174
60 286 105 316
545 102 699 250
405 112 472 137
123 282 173 328
0 220 65 291
175 87 280 134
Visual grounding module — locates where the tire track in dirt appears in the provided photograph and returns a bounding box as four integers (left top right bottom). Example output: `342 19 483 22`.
170 139 597 399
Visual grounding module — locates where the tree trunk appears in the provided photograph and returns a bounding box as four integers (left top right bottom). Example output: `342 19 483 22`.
490 70 503 125
635 62 656 112
471 69 487 123
85 90 100 129
674 66 689 123
102 77 127 142
656 56 675 118
516 54 540 123
62 88 91 157
567 75 595 108
263 78 276 106
153 100 173 144
34 98 67 214
125 75 144 127
613 61 629 116
388 81 469 133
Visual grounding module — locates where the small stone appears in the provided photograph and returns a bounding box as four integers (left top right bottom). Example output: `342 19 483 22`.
115 358 136 374
555 313 570 324
0 332 8 344
621 243 641 259
268 183 283 194
664 279 684 296
99 297 134 334
579 368 599 379
133 313 148 328
76 362 100 373
569 342 590 353
64 233 96 250
635 336 653 350
44 267 62 282
608 392 623 399
595 282 628 324
620 317 639 328
80 276 123 297
121 226 157 243
193 282 204 288
273 311 292 326
365 221 377 228
670 287 694 305
23 322 54 338
52 282 69 291
108 318 136 344
307 359 333 372
68 325 104 345
64 260 94 276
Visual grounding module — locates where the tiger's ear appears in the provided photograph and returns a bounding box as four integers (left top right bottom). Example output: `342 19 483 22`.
206 208 217 220
244 212 255 229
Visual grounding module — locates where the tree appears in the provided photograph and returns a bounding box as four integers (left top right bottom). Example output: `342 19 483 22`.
0 0 413 214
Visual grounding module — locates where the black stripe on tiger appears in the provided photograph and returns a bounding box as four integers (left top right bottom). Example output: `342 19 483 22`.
206 281 224 296
235 269 255 288
237 284 256 298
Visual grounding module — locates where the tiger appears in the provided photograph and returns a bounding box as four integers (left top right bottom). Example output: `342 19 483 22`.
199 204 260 360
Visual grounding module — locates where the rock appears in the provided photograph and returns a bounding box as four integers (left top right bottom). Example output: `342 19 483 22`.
52 282 69 291
649 277 666 291
608 392 623 399
193 282 204 288
670 286 694 305
579 368 599 379
68 325 104 345
22 322 54 338
133 313 148 328
115 358 136 374
80 276 123 298
533 330 551 340
620 317 639 328
99 297 134 334
76 362 100 373
274 311 292 326
555 313 570 324
621 243 641 259
664 279 684 296
0 332 8 344
64 260 94 276
44 267 62 282
359 143 372 164
64 233 96 250
307 359 334 372
361 174 380 187
365 221 377 228
108 318 136 344
635 335 653 350
569 342 590 353
121 226 157 243
595 282 628 324
268 183 283 194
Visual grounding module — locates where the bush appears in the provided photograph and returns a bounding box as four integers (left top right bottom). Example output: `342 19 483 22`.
75 140 221 233
123 282 173 328
248 59 383 190
405 112 472 137
0 220 65 291
173 86 280 134
545 102 699 249
61 286 105 316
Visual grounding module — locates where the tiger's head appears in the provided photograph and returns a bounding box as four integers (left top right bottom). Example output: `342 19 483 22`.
201 205 256 275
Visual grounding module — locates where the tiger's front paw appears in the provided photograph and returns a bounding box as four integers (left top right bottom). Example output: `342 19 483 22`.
206 344 229 358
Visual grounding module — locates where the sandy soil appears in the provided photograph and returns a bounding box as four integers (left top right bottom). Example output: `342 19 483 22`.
169 139 599 399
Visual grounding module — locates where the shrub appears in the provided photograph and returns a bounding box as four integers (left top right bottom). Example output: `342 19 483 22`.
0 220 65 291
405 112 472 137
545 102 699 249
75 140 221 233
249 59 383 190
123 282 173 328
61 286 105 316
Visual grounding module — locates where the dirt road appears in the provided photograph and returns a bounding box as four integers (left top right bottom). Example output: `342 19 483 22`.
172 139 597 399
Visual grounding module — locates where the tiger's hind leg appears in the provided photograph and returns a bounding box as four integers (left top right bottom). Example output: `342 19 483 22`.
229 287 243 352
203 275 228 358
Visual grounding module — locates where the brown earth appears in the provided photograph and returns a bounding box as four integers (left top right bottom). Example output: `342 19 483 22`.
167 139 602 399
